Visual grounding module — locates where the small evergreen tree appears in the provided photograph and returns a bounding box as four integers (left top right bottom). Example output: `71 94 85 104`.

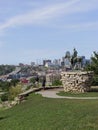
85 51 98 85
71 48 78 68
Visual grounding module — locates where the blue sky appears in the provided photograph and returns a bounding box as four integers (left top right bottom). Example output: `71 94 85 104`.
0 0 98 65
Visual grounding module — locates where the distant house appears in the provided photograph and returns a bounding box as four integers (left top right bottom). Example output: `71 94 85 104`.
20 78 29 84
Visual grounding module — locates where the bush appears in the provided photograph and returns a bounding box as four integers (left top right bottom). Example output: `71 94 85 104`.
1 93 9 101
52 80 62 86
92 75 98 86
8 84 22 100
0 81 10 92
30 77 36 84
10 79 20 86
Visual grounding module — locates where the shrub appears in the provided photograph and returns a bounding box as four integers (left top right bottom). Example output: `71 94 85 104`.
10 79 20 86
30 77 36 84
1 93 9 101
92 75 98 86
52 80 62 86
8 84 22 100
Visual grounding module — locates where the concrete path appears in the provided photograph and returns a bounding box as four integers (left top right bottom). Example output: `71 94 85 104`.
36 88 98 100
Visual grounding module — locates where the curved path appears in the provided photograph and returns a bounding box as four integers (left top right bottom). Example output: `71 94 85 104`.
36 88 98 100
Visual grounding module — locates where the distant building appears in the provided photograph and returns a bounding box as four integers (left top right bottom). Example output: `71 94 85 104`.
61 54 71 69
81 56 86 68
45 62 53 68
31 62 35 66
64 58 71 69
43 60 51 66
53 59 61 66
19 63 24 67
61 61 65 67
62 57 65 62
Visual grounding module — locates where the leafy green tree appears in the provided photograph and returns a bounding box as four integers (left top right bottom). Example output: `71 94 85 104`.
85 51 98 85
71 48 78 67
0 65 15 76
0 79 19 92
85 52 98 74
91 52 98 74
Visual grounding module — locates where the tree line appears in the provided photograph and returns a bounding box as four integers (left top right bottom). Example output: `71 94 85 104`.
0 65 15 76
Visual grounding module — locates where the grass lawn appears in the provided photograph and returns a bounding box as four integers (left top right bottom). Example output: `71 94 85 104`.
57 91 98 97
0 93 98 130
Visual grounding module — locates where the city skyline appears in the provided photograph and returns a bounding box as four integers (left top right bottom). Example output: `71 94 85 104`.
0 0 98 64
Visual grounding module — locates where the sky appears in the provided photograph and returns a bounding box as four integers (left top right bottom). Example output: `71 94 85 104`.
0 0 98 65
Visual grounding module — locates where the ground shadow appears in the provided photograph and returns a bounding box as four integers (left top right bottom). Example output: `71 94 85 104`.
0 116 9 121
0 117 5 121
43 86 63 90
89 88 98 92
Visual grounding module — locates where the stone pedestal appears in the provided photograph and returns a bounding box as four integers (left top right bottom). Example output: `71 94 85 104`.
61 71 93 93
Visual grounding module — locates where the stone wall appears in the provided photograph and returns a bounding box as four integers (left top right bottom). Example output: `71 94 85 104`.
46 73 61 86
61 71 93 93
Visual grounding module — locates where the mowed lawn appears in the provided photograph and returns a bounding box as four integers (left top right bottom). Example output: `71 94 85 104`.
57 91 98 97
0 93 98 130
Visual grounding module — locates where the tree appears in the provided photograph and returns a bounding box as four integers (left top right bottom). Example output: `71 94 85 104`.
86 51 98 74
85 51 98 85
0 65 15 76
73 48 78 58
71 48 78 67
91 51 98 74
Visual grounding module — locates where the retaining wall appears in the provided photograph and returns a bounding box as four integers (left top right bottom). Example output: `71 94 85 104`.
61 71 93 93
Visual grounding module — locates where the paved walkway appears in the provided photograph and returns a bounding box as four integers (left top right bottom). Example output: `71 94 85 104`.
36 88 98 100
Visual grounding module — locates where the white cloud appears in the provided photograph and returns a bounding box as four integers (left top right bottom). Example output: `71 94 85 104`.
0 0 98 31
0 0 80 30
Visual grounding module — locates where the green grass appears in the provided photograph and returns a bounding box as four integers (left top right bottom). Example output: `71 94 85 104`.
0 93 98 130
57 91 98 97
